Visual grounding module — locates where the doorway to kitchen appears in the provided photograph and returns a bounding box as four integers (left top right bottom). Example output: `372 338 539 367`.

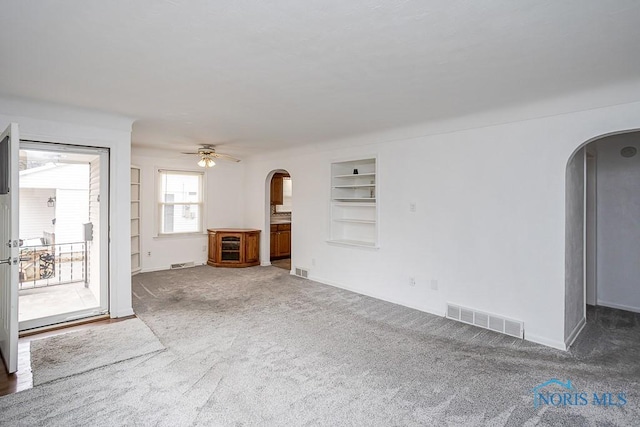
17 142 109 331
269 170 292 271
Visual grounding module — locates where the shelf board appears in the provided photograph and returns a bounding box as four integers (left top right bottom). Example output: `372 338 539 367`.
332 198 376 202
332 202 376 207
131 233 140 238
332 184 375 188
334 219 376 224
131 217 140 220
327 239 379 249
333 173 376 178
131 251 140 255
131 183 140 186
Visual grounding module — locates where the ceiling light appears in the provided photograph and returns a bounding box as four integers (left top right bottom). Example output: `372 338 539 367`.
198 155 216 168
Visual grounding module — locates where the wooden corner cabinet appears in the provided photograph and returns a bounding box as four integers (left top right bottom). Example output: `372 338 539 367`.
207 229 261 268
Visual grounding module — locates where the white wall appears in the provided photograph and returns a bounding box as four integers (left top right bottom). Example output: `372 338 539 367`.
242 99 640 350
0 96 134 318
593 133 640 312
564 147 585 345
132 148 245 272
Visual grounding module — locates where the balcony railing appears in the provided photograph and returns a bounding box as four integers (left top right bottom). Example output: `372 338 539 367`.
18 242 86 290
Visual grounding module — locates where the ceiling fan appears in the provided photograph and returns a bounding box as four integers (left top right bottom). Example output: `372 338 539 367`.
181 145 241 168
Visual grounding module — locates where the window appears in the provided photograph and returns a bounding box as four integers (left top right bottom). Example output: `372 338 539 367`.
157 170 204 235
275 177 292 213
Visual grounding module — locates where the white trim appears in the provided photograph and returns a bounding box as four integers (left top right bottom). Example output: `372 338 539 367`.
597 300 640 314
565 316 586 349
308 274 446 319
526 333 567 351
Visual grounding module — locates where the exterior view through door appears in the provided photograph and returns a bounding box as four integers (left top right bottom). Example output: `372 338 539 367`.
17 142 109 331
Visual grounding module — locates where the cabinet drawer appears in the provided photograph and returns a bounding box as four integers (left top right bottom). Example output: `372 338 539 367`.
277 224 291 231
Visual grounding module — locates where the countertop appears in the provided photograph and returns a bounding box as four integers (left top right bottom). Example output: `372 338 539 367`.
270 220 291 225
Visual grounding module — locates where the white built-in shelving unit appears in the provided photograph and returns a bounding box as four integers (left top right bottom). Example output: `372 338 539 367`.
329 157 378 248
131 166 141 274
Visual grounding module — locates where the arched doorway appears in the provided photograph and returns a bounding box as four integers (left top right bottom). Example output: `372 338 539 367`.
565 129 640 347
266 170 292 271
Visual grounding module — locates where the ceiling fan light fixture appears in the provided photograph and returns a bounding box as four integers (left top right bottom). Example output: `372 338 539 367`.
198 155 216 168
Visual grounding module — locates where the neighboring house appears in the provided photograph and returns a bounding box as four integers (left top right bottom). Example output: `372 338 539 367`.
19 163 90 245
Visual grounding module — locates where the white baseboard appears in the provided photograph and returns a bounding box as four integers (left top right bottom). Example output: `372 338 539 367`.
308 274 446 319
525 332 567 351
111 308 135 318
261 261 272 267
564 316 586 349
597 300 640 314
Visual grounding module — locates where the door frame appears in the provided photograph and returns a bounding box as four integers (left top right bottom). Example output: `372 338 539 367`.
18 141 110 330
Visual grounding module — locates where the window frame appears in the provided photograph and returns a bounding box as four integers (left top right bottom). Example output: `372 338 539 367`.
156 168 205 237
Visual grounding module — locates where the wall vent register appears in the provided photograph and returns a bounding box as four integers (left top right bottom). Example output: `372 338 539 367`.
446 303 524 339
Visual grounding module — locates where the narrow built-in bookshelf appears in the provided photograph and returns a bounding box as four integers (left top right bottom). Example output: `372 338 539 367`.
329 157 378 248
131 166 141 274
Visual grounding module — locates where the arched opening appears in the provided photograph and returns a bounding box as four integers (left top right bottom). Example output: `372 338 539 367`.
265 169 292 271
565 129 640 348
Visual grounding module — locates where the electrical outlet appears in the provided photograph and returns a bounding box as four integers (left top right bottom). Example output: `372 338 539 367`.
430 279 438 290
147 251 151 257
409 202 416 212
409 277 416 287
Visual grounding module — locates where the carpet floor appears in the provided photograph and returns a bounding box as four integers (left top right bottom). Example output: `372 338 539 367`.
30 317 165 385
0 265 638 425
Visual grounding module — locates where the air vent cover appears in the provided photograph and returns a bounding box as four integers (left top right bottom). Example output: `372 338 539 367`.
446 303 524 339
294 267 309 279
170 261 195 270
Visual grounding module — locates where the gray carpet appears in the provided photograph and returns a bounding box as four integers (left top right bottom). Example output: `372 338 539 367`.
30 317 165 385
0 265 638 425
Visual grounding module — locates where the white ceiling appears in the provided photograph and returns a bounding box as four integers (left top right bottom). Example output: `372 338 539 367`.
1 1 640 154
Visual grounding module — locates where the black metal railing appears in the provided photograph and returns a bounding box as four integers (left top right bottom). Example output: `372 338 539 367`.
18 242 86 290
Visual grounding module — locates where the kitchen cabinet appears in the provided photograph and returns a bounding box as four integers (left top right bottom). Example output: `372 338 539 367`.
270 223 291 259
270 174 284 205
207 229 260 268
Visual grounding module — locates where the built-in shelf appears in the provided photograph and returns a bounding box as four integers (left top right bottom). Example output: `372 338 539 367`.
334 219 376 224
327 239 377 248
334 172 376 178
328 157 378 248
332 184 376 189
131 166 141 275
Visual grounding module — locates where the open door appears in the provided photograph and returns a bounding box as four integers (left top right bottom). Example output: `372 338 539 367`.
0 123 19 373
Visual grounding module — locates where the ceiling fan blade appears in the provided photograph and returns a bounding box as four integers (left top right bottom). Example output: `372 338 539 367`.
180 151 200 155
211 153 241 162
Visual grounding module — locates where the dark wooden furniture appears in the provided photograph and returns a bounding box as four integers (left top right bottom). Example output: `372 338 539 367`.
270 223 291 259
270 173 287 205
207 229 260 268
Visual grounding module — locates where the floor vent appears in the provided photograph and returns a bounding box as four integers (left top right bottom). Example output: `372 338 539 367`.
294 267 309 279
446 303 524 339
170 261 195 270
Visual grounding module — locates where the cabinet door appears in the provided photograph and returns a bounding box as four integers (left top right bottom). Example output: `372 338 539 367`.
277 230 291 257
208 232 216 263
245 232 260 263
271 175 284 205
217 233 242 263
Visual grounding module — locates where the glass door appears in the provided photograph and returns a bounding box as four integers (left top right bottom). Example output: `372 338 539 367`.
17 142 109 331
